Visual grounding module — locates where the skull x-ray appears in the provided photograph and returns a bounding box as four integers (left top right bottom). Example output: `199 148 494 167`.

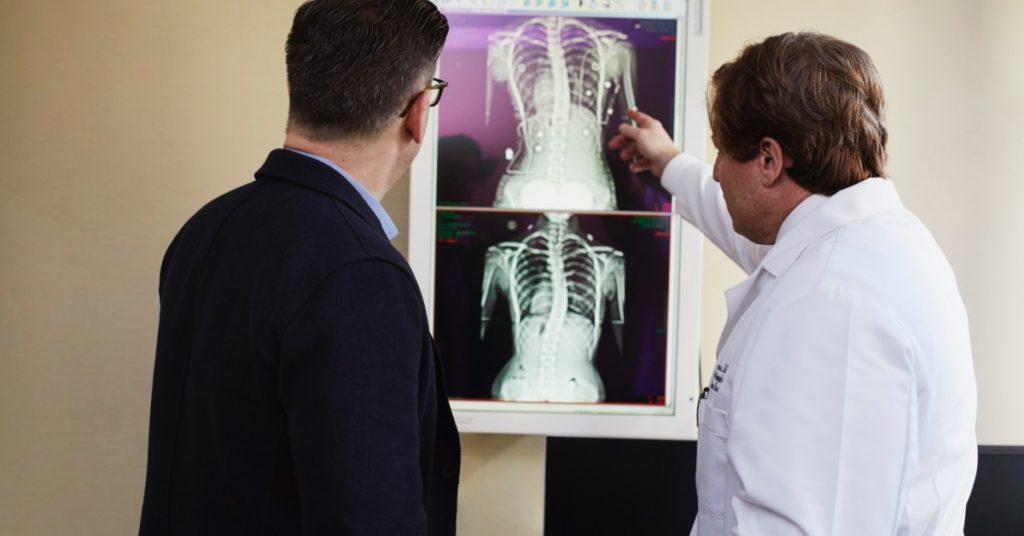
434 14 678 406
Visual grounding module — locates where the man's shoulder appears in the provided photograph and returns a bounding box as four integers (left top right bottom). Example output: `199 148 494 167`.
179 180 265 234
171 174 419 327
784 208 962 328
255 176 413 277
827 207 951 285
194 176 393 258
170 172 410 282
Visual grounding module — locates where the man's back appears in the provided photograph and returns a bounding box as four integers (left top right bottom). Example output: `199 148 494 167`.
818 199 978 534
670 168 978 534
141 150 459 535
757 179 978 534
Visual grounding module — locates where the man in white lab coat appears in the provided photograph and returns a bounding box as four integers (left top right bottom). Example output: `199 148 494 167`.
611 32 977 535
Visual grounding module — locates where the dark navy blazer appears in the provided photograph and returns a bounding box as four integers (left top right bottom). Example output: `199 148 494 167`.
140 149 460 535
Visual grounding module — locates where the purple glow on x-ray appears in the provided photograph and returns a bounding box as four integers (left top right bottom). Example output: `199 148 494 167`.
435 14 678 212
433 210 673 404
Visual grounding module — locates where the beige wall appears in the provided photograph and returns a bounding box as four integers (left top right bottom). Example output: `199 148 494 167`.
702 0 1024 447
0 0 1020 534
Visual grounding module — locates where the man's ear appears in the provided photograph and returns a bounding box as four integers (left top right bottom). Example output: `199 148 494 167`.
758 137 790 187
403 90 431 145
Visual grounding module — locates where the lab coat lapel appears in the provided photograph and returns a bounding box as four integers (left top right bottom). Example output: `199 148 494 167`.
715 178 902 359
717 268 773 357
761 178 904 278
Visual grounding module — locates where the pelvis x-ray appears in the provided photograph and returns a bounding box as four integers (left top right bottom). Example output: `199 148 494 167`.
433 15 678 406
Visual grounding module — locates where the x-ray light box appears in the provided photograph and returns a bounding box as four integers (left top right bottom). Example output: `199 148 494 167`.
409 0 708 440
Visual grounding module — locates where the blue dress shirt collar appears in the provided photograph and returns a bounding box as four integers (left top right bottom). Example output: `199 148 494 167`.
285 148 399 240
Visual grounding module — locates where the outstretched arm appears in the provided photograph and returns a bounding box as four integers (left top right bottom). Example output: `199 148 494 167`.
609 109 769 273
660 152 769 274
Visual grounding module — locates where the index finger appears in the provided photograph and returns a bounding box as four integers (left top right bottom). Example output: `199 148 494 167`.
616 123 641 142
627 108 660 128
608 133 632 150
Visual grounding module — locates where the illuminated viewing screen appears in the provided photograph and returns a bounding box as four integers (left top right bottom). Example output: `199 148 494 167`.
411 0 705 438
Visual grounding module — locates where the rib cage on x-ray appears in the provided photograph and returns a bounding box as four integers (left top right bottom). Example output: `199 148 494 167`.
487 17 637 212
482 215 625 402
478 17 631 403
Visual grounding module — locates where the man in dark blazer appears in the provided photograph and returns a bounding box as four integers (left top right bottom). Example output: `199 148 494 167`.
139 1 459 534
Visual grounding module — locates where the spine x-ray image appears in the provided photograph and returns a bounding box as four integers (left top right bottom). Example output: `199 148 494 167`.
432 211 670 406
433 14 678 407
487 17 636 212
479 17 632 403
436 13 677 212
481 213 625 402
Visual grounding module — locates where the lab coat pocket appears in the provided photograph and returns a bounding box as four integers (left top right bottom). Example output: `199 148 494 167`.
695 403 730 522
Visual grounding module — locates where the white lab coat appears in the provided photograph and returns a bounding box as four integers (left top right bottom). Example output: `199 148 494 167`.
662 154 978 536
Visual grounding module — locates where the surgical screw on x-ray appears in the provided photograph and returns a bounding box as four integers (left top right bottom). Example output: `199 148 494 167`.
487 16 638 212
481 213 626 403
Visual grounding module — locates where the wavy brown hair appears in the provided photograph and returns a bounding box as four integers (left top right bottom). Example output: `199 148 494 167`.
709 32 888 195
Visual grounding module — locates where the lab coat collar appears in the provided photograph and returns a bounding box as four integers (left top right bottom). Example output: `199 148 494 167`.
761 178 904 278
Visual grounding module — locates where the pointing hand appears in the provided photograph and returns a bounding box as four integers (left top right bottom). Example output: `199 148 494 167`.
608 108 681 178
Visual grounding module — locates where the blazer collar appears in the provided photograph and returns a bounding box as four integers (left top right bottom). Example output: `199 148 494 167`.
761 177 904 277
253 149 384 237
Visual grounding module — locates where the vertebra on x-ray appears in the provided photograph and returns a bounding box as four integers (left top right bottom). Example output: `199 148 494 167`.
431 209 673 405
474 17 635 402
486 17 637 211
481 213 625 403
435 14 677 213
432 15 679 405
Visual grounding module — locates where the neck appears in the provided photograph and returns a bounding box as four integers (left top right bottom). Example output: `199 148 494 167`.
283 129 399 201
762 188 812 245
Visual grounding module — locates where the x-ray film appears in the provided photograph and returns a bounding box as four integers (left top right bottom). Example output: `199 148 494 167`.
437 14 677 212
434 211 672 405
412 2 705 437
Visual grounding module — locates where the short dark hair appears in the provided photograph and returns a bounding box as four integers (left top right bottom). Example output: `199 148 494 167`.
709 32 888 195
285 0 449 140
